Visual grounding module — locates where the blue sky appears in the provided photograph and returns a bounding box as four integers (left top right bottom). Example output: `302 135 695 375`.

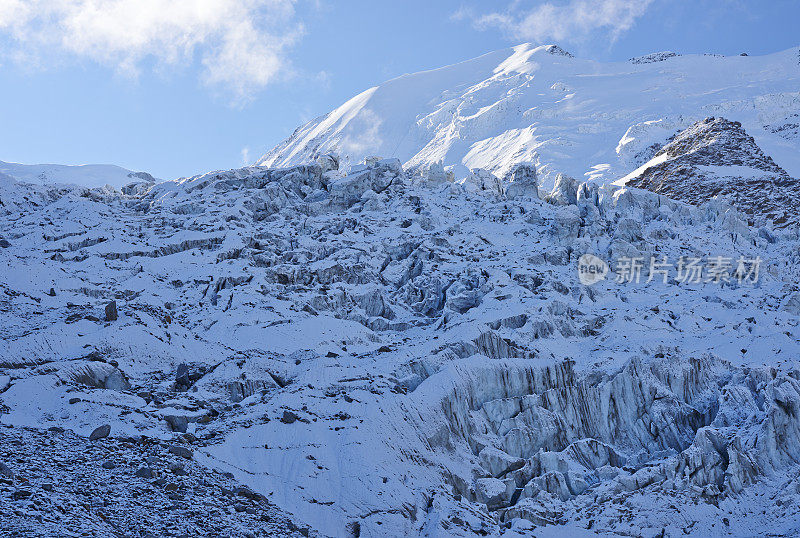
0 0 798 180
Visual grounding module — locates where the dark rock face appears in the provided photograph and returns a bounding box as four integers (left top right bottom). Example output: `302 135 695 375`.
174 363 208 391
175 363 190 388
544 45 573 58
89 424 111 441
104 300 118 321
625 117 800 227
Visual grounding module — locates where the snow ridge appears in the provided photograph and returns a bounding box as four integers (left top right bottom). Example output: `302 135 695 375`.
257 45 800 187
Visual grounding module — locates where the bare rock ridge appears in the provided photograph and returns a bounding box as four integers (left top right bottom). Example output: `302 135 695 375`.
623 116 800 227
629 51 679 64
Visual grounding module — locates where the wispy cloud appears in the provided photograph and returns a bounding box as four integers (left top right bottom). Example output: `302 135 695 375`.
455 0 654 44
241 146 251 166
0 0 304 104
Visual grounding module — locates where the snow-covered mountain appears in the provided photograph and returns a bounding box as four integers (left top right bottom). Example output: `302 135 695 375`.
0 160 157 189
258 44 800 187
4 44 800 537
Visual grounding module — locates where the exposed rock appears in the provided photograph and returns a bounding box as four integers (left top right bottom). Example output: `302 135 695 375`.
544 45 573 58
89 425 111 441
623 117 800 227
135 466 154 479
782 293 800 316
164 415 189 433
630 51 679 64
0 426 300 536
0 461 13 478
175 363 190 389
168 446 193 460
104 300 118 321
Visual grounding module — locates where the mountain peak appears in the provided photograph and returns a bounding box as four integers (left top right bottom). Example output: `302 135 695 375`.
257 46 800 188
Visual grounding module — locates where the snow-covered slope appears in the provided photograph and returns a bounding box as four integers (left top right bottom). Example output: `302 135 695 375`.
0 160 157 189
3 155 800 536
258 44 800 187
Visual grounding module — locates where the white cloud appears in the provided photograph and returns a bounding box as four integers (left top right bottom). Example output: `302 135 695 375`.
459 0 654 44
241 146 251 165
0 0 304 103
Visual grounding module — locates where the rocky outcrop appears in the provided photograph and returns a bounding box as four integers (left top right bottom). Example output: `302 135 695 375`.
623 117 800 227
630 51 679 64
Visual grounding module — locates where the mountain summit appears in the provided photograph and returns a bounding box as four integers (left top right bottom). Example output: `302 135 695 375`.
259 44 800 187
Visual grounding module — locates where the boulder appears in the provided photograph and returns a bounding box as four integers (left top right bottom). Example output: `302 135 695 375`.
89 424 111 441
104 301 118 322
135 467 154 479
0 461 13 478
168 445 193 460
164 415 189 433
175 363 191 389
782 293 800 316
